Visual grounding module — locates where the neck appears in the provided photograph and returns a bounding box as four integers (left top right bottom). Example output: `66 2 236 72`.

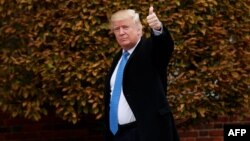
122 36 141 51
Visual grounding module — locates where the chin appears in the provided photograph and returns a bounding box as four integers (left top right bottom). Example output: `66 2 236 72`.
119 42 129 47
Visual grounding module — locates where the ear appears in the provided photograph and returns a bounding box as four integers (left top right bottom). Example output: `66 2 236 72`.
137 28 142 36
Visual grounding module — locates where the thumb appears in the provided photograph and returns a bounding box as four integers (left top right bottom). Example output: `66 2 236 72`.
149 6 154 15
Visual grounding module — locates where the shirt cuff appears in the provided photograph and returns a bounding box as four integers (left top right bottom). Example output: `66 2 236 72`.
152 24 163 36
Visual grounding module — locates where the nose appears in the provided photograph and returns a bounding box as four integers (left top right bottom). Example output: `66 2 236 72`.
119 28 125 35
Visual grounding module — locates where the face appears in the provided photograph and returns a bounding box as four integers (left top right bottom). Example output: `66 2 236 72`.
112 18 141 50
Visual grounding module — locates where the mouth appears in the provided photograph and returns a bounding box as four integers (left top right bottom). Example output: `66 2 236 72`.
120 37 128 41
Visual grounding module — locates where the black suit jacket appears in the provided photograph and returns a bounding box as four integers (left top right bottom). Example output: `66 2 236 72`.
104 27 179 141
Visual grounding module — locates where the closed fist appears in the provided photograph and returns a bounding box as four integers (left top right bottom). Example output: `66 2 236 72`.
146 6 161 30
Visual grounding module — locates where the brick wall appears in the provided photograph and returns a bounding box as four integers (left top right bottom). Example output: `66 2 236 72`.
0 112 249 141
0 112 104 141
178 116 250 141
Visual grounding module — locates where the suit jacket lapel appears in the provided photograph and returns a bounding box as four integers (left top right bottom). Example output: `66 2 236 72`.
109 51 122 78
126 37 145 66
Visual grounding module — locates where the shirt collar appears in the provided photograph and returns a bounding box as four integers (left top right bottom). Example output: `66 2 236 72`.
123 38 141 55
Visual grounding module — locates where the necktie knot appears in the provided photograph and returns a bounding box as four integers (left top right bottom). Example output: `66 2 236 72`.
122 51 129 59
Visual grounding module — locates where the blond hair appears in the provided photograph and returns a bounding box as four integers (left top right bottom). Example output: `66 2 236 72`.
110 9 143 33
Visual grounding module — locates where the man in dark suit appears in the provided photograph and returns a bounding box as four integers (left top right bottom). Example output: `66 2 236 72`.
104 6 179 141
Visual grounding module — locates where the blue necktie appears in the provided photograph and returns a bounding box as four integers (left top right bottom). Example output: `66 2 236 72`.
109 51 129 135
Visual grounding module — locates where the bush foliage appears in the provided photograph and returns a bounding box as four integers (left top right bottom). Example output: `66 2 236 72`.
0 0 249 124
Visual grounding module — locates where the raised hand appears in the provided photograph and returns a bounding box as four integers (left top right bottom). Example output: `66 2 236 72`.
146 6 162 30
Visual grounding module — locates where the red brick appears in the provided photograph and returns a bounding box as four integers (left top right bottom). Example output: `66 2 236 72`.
199 131 208 136
214 123 223 129
196 137 211 141
178 130 198 137
209 129 223 136
212 137 223 141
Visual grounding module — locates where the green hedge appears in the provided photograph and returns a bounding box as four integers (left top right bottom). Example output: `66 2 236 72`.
0 0 249 125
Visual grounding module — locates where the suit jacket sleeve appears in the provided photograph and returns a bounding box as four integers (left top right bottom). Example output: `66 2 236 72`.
151 26 174 76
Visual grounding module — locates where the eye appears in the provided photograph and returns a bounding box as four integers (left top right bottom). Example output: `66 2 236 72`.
113 27 120 32
123 26 129 30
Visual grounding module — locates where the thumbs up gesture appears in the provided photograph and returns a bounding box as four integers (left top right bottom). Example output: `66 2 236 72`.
147 6 162 30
